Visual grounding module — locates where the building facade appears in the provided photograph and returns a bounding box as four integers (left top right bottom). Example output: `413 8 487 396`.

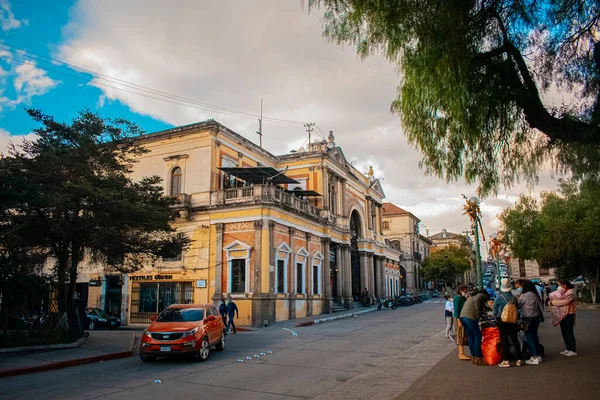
381 203 430 292
428 229 466 253
509 258 555 282
82 121 400 326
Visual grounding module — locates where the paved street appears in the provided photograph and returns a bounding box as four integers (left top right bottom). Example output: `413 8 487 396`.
0 302 454 400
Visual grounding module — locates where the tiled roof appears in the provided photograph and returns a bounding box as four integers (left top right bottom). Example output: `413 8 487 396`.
382 203 409 216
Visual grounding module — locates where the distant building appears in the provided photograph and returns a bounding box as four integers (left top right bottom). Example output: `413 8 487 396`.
428 229 467 253
382 203 431 292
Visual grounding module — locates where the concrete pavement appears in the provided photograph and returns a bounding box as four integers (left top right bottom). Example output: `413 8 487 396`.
0 302 452 400
398 309 600 400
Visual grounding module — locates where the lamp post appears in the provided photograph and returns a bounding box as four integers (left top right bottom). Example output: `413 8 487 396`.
463 195 484 289
490 232 501 290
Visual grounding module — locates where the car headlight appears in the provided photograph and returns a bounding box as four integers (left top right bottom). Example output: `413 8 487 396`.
98 318 107 322
143 330 151 338
182 327 199 338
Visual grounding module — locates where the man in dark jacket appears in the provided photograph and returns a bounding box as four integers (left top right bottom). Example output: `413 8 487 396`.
218 300 228 326
227 299 239 334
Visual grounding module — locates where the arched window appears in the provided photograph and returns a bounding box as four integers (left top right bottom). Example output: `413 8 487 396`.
171 167 182 195
383 221 390 230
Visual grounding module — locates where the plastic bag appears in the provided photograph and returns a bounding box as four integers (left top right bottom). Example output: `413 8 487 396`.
481 327 503 365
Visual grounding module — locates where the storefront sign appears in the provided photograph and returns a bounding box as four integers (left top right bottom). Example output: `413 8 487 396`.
196 279 207 288
129 274 174 281
89 279 102 287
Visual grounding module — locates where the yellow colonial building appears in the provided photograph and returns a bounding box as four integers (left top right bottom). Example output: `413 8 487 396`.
84 120 401 326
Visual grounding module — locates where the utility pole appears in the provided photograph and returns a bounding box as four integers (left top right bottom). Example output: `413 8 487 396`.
304 123 315 145
256 98 263 148
473 223 483 290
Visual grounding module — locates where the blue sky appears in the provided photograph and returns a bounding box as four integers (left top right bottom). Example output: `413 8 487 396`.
0 0 169 136
0 0 560 239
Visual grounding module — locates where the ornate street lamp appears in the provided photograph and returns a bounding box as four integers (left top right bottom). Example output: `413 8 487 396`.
463 195 485 289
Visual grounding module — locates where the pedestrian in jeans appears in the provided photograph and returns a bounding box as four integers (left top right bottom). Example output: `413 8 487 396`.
227 298 239 334
444 295 454 341
518 280 544 365
453 285 470 360
218 300 228 327
493 278 523 367
460 289 490 366
549 281 577 357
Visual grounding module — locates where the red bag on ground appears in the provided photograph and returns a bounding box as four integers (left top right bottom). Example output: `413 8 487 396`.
481 326 502 365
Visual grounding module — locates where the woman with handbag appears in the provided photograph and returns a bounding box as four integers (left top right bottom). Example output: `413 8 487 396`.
493 278 523 367
549 281 577 357
518 280 543 365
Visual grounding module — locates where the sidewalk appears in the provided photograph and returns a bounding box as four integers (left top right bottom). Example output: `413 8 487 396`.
0 330 136 378
272 305 378 330
397 310 600 400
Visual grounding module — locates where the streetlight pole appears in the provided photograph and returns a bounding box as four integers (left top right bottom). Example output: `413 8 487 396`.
473 222 483 290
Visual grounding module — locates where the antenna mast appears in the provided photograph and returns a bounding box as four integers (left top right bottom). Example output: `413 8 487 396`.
256 98 263 148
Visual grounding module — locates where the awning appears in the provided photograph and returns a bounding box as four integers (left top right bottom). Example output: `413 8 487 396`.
287 189 322 197
218 167 299 185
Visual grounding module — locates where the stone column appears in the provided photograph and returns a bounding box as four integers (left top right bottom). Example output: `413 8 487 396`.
253 220 263 293
360 251 368 297
322 238 333 313
212 223 224 301
341 179 348 217
367 253 375 301
335 244 343 302
322 166 329 212
341 244 353 309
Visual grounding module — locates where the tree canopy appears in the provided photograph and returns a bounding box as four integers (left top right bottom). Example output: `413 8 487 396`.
499 178 600 303
306 0 600 196
421 245 472 285
0 109 191 306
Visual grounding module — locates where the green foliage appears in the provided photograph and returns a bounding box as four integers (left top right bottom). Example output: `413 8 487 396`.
0 109 191 301
500 178 600 303
306 0 600 196
421 246 471 284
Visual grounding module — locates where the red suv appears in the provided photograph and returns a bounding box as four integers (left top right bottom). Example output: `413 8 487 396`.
139 304 226 362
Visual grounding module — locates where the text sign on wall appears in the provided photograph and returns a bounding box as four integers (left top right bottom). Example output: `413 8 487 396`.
129 274 173 281
196 279 207 288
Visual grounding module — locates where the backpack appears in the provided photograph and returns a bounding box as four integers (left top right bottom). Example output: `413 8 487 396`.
501 295 518 324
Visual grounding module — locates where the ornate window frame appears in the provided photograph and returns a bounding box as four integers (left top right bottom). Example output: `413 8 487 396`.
275 242 292 294
224 240 252 294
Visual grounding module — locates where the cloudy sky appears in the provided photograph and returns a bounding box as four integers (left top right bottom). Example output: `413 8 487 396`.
0 0 563 253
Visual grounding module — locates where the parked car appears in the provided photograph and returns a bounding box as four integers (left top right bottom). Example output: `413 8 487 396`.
571 276 586 287
139 304 226 363
85 308 121 330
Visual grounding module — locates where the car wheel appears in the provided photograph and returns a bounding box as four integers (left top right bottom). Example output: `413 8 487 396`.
140 354 157 363
88 320 95 330
216 331 226 351
197 337 210 361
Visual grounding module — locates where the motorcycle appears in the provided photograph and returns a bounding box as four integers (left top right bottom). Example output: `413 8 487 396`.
377 297 397 310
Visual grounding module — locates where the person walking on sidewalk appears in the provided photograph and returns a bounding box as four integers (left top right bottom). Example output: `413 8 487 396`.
460 289 490 366
494 278 523 367
444 295 455 341
227 299 239 334
453 285 470 360
519 280 544 365
218 299 228 327
550 281 578 357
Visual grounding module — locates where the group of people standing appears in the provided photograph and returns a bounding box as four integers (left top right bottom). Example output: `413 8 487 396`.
443 278 577 367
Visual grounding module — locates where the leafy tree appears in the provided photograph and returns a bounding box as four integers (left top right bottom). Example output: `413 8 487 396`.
0 109 191 309
306 0 600 195
421 246 472 287
500 178 600 303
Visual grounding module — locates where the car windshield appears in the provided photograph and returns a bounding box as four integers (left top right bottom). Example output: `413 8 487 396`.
156 308 204 322
88 308 110 318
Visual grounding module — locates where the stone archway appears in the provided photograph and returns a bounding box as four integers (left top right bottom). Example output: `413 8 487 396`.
350 210 362 299
399 265 407 294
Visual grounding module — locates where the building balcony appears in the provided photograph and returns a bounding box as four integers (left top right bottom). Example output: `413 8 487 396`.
212 185 328 223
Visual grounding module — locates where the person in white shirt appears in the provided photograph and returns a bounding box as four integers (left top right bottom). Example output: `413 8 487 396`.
444 295 455 342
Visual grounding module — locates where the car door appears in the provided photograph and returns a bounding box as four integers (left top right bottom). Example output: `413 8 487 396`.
204 307 217 344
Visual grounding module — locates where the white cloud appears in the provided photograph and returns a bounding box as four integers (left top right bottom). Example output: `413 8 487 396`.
0 0 23 31
57 0 563 243
0 128 37 155
0 61 60 110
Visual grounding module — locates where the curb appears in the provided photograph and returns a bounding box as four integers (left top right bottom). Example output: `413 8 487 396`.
0 332 137 379
0 337 87 354
295 308 378 327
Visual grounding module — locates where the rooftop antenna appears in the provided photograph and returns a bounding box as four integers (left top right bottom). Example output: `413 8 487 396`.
256 98 263 148
304 122 315 145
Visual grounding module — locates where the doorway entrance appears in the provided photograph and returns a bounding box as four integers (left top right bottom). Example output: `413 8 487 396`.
350 211 362 300
330 243 338 299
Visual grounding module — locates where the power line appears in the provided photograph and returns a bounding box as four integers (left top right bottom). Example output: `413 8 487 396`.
0 43 311 125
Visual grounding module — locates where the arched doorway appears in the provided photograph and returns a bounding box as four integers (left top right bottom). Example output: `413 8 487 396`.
350 211 362 300
399 266 407 294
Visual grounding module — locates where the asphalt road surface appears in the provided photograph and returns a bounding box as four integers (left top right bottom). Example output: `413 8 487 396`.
1 300 453 400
